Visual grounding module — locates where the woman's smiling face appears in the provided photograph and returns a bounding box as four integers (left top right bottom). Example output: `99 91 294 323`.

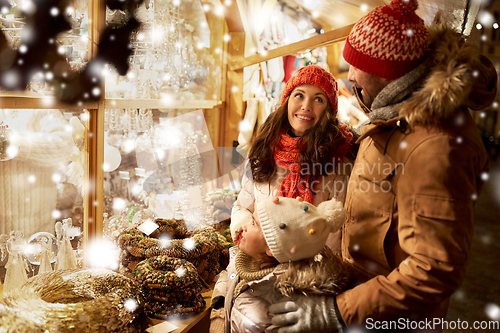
287 84 328 137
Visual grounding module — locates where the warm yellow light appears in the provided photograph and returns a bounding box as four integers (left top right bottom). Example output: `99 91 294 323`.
86 239 120 270
215 5 225 16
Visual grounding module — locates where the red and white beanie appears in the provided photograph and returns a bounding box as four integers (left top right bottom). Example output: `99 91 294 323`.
343 0 429 80
280 65 338 114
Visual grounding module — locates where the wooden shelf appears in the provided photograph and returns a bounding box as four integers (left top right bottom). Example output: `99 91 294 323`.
229 24 354 71
0 94 223 111
0 93 98 109
104 99 223 110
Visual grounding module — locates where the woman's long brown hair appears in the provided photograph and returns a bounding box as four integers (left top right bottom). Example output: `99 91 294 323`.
248 95 348 187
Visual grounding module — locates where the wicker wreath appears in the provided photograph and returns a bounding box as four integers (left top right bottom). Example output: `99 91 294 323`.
0 269 148 333
145 294 206 319
0 307 46 333
117 219 222 283
145 281 202 303
133 256 198 289
144 226 218 260
133 255 206 318
118 219 216 260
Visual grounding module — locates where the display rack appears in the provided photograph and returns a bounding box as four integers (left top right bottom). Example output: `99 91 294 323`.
0 0 354 255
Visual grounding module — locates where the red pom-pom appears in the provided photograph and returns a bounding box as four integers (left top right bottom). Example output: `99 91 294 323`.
390 0 418 16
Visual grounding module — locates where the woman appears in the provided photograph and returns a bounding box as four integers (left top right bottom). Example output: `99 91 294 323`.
231 65 354 251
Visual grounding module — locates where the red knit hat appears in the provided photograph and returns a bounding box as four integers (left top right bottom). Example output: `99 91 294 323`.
280 65 338 114
343 0 429 80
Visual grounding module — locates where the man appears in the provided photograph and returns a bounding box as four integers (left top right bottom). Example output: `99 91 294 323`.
269 0 497 332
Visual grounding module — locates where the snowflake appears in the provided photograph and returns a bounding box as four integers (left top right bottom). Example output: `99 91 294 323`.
124 298 138 312
175 266 186 277
183 238 195 251
485 303 500 320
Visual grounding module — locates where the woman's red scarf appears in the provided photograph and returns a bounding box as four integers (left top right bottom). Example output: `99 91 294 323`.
274 133 314 203
273 124 352 204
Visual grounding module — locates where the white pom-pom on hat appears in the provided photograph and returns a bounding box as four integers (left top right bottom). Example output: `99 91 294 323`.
317 199 345 234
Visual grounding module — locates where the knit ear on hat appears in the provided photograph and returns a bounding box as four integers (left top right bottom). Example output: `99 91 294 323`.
317 199 345 233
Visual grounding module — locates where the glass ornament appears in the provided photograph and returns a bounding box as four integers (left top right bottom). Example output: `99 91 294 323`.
0 123 20 161
25 232 58 265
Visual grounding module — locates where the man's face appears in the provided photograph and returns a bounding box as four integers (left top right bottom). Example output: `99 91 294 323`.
347 66 392 108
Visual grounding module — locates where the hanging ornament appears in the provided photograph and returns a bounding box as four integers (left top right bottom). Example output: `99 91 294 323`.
174 128 210 231
0 0 143 104
103 143 122 172
0 122 19 161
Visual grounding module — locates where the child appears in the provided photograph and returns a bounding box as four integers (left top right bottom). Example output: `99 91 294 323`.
210 196 351 333
231 65 354 250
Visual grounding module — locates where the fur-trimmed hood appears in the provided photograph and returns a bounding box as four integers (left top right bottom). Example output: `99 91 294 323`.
365 18 497 128
275 248 352 297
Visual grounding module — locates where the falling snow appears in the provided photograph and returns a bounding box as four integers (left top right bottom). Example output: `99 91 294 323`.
183 237 195 251
124 298 138 312
485 303 500 320
175 266 186 277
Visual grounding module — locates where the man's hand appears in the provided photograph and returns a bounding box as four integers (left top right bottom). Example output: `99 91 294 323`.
269 294 341 333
